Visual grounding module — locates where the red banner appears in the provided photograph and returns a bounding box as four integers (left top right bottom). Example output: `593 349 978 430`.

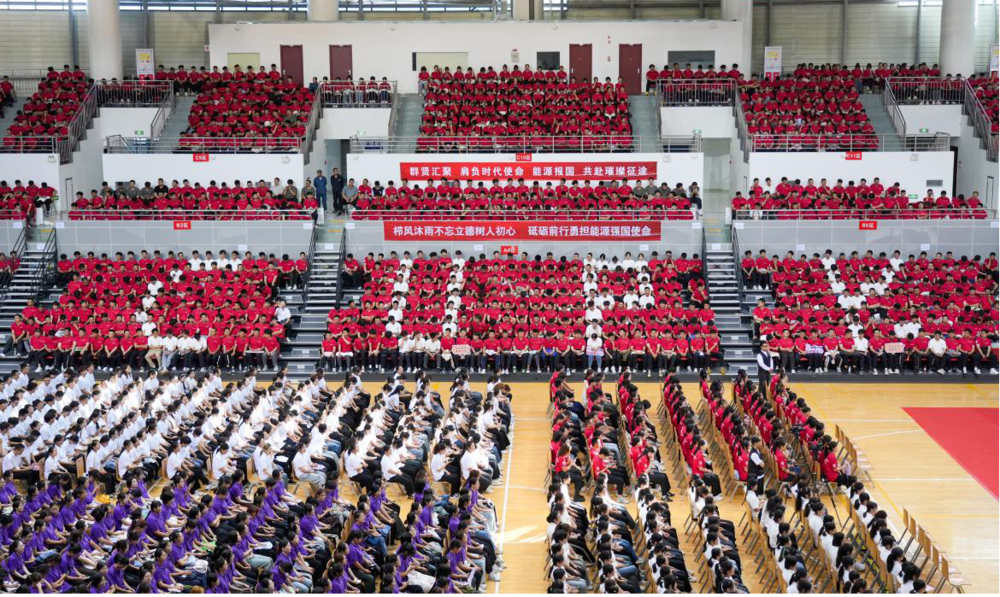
399 161 657 181
845 151 862 160
859 220 878 230
173 221 192 230
384 221 661 241
500 245 519 255
192 153 209 162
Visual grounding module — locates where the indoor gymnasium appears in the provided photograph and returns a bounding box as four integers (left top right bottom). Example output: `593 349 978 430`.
0 0 996 593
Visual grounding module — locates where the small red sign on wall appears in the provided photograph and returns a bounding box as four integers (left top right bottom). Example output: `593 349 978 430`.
514 153 532 162
174 221 192 230
859 220 878 230
845 151 863 160
500 245 519 255
192 153 209 162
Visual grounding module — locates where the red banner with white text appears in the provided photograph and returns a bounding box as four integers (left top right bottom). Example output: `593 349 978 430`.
399 161 657 181
383 220 662 241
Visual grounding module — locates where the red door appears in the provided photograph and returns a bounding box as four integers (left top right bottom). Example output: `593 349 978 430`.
329 45 353 81
569 44 592 83
618 43 642 94
279 45 304 86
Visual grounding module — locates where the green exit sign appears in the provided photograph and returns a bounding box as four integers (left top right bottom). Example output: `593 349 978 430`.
693 129 702 134
908 193 918 200
135 130 145 135
919 128 929 133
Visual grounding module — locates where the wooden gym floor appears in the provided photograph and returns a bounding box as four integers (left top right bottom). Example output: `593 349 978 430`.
474 380 999 594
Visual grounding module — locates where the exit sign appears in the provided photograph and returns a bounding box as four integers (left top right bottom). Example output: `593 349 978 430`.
845 151 862 160
859 220 878 231
919 127 929 133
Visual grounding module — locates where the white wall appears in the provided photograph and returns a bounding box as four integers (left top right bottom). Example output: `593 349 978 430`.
347 152 704 187
899 104 963 137
955 117 998 210
103 153 306 188
60 114 107 212
320 108 391 140
660 107 735 138
746 151 955 198
209 21 746 93
99 108 163 138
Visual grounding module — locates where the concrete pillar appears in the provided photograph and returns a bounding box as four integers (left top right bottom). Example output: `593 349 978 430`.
721 0 753 75
532 0 543 20
939 0 976 77
512 0 529 20
86 0 123 80
307 0 340 21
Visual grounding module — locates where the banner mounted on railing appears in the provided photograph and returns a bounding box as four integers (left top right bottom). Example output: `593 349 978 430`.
763 47 782 81
135 49 155 80
383 221 662 241
399 160 657 181
990 44 999 74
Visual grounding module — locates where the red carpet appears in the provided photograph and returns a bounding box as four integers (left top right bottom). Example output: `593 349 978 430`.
904 407 999 500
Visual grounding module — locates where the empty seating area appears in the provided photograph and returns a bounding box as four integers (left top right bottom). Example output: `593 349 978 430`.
19 250 305 372
731 176 990 219
180 66 313 150
67 177 317 220
322 250 714 375
745 249 999 375
352 178 697 220
2 66 91 149
419 64 633 152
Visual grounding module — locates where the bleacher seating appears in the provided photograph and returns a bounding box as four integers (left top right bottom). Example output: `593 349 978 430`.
0 179 52 220
745 249 999 375
180 65 313 151
21 250 305 372
352 178 697 220
419 64 633 152
731 176 990 219
2 66 91 149
969 73 998 136
324 251 713 374
67 178 317 220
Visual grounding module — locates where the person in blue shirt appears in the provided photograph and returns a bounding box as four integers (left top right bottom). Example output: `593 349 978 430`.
313 169 328 211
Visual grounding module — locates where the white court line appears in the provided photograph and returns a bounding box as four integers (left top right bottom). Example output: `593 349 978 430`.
506 484 545 492
494 432 515 594
827 418 918 423
853 429 923 441
874 477 978 482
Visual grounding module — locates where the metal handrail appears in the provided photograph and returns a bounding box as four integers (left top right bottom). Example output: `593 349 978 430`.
732 208 996 220
349 134 700 154
301 224 317 306
0 224 28 307
746 133 949 152
103 135 303 153
333 230 348 308
656 79 738 107
731 225 747 323
95 81 174 107
28 230 57 304
386 88 401 140
320 80 396 108
66 209 315 220
733 95 750 163
301 89 324 164
350 209 696 221
963 78 998 163
882 80 907 137
884 77 965 105
55 83 98 164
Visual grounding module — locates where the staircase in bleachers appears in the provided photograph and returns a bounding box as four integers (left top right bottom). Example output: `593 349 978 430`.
0 228 57 376
858 93 905 151
0 96 27 140
156 95 197 151
705 244 757 376
280 226 344 376
628 94 661 151
391 93 424 153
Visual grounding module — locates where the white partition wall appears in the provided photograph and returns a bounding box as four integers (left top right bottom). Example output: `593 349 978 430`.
347 152 704 187
209 21 746 94
320 109 391 140
898 105 964 137
660 107 736 138
746 151 955 198
102 153 306 187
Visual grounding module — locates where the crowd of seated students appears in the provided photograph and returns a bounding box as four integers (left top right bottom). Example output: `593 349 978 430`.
177 64 312 151
735 370 932 593
323 249 718 376
731 176 990 219
0 179 57 220
350 177 701 219
744 248 999 377
319 76 394 105
418 64 632 152
0 358 513 594
2 66 91 150
67 177 318 220
545 369 693 593
16 249 306 373
741 65 876 151
969 73 999 137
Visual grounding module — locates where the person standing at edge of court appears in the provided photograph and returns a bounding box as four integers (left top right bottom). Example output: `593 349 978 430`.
756 341 775 397
330 167 346 215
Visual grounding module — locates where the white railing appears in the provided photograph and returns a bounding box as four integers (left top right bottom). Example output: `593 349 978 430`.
320 80 396 107
351 208 697 221
882 80 907 137
66 209 315 221
733 208 996 221
349 135 701 154
656 79 738 107
747 133 948 152
104 135 303 154
884 77 965 105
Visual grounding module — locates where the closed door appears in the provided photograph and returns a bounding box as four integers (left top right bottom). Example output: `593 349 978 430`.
569 44 592 83
618 44 642 94
329 45 353 81
280 45 304 86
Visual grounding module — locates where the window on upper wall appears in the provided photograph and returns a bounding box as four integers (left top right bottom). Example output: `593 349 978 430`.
537 52 560 70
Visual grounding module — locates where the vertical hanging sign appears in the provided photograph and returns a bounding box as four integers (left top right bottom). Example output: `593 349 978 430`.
136 49 155 80
763 46 782 81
